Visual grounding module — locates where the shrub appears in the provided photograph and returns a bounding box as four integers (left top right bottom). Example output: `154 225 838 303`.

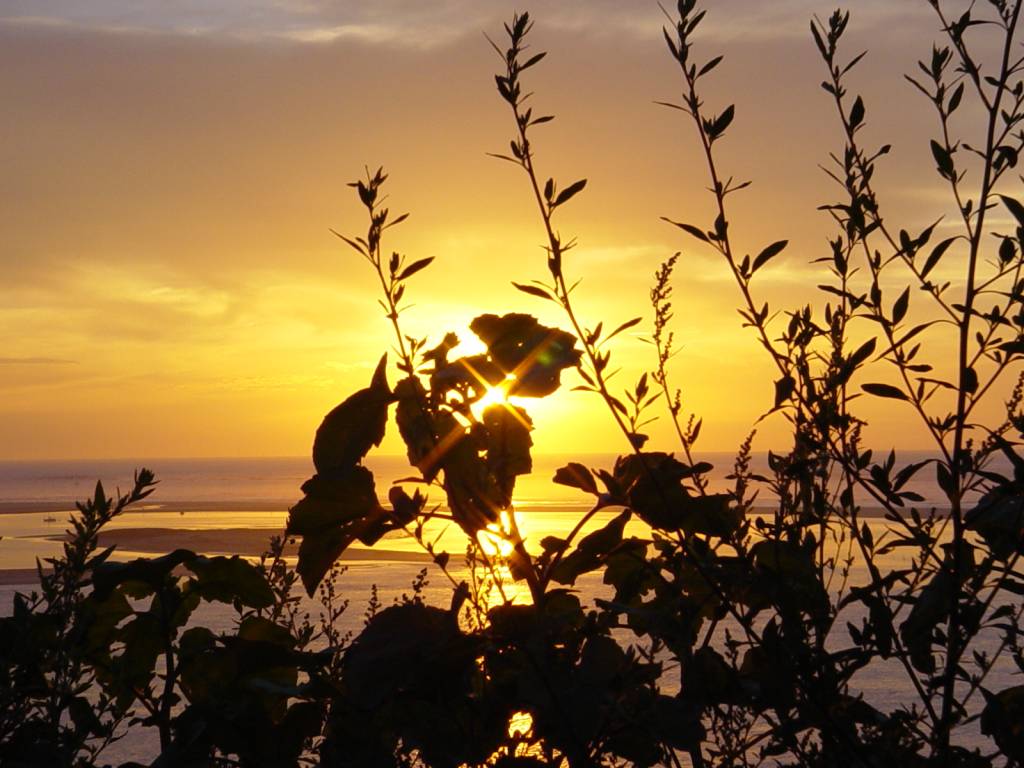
2 1 1024 766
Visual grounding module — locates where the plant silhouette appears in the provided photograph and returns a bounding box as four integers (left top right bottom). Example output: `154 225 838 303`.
3 1 1024 766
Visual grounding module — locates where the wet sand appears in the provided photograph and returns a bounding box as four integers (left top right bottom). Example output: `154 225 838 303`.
0 527 430 585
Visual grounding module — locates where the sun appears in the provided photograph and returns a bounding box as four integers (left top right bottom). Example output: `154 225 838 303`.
477 383 511 410
472 375 519 419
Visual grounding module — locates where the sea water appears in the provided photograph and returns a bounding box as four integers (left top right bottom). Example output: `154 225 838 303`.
0 454 1018 764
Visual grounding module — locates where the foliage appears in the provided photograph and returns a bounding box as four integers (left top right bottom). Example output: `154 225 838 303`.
3 1 1024 766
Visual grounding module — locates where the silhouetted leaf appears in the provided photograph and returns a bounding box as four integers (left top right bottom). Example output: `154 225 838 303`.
521 51 547 70
892 286 910 324
698 55 723 77
187 556 274 608
550 511 629 584
774 375 795 408
838 337 877 385
662 217 710 243
482 404 533 508
553 179 587 207
288 467 384 594
862 383 908 401
605 317 642 341
966 490 1024 560
849 95 865 129
920 237 956 279
513 282 554 301
752 240 788 273
981 685 1024 759
396 257 434 281
395 377 466 480
964 366 978 394
553 462 599 495
947 82 964 113
1000 195 1024 229
92 549 196 600
470 313 581 396
295 527 355 598
432 354 505 398
709 104 735 138
287 468 378 537
1000 237 1017 264
930 139 954 178
313 355 392 474
345 603 470 708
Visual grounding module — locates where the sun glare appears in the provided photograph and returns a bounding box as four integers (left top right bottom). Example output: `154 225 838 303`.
477 509 516 558
477 384 510 410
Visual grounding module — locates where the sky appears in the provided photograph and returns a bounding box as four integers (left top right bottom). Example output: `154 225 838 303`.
0 0 1012 460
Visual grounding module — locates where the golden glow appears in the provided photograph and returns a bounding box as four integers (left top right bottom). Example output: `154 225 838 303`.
508 710 534 739
0 7 959 458
477 383 511 411
477 509 516 558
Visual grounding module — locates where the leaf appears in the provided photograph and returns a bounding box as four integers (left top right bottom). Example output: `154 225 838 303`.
287 468 379 537
963 366 978 394
774 375 795 409
698 55 723 76
920 237 956 279
550 511 629 584
662 217 710 243
512 282 554 301
605 316 642 342
92 549 196 600
553 179 587 207
553 462 599 495
848 337 878 370
862 383 909 401
521 51 547 70
999 237 1017 264
287 467 385 594
396 257 434 281
849 96 865 129
344 603 470 709
930 139 954 178
1000 195 1024 229
709 104 735 138
187 555 274 608
469 313 582 397
312 355 393 473
981 685 1024 758
482 404 534 509
947 82 964 113
752 240 788 273
296 526 355 597
892 286 910 324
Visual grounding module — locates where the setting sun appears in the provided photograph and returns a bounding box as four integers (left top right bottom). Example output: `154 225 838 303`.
3 1 1022 765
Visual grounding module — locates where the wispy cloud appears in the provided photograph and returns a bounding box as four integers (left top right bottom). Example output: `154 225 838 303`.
0 0 932 48
0 356 77 365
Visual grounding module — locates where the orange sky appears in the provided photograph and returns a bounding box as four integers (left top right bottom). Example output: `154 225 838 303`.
0 1 1013 459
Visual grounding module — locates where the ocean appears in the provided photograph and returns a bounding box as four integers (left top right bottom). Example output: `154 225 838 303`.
0 453 1017 764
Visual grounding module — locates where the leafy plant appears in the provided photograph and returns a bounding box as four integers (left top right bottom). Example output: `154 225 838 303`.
3 2 1024 766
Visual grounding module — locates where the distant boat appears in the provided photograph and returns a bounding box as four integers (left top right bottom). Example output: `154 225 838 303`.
43 515 57 523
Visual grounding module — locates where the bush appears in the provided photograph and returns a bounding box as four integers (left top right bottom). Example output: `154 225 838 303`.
3 2 1024 766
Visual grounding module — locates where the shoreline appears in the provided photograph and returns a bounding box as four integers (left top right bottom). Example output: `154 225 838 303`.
0 501 949 518
0 526 432 586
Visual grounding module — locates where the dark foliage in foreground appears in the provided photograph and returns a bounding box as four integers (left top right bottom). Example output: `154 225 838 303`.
3 1 1024 765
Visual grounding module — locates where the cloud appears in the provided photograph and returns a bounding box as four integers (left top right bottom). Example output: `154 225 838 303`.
0 0 932 49
0 357 78 365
